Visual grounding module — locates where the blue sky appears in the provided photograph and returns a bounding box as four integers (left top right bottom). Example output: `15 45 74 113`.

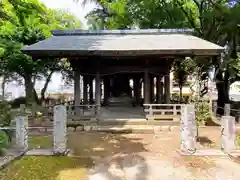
3 0 96 99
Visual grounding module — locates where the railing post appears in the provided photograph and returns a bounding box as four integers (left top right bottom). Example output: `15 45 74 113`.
148 105 153 121
173 105 178 121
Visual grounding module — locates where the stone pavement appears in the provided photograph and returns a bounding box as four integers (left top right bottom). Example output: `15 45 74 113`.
0 148 25 169
87 153 240 180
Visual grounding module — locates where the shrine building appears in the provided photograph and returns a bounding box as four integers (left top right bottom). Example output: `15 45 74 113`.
21 29 224 120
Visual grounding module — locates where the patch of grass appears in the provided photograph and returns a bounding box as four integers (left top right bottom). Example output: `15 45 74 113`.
0 156 93 180
236 134 240 147
28 136 52 149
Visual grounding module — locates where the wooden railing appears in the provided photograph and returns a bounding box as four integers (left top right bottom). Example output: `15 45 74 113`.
41 103 97 120
143 104 185 121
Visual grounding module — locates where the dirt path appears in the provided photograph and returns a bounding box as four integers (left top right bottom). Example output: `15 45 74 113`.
66 130 240 180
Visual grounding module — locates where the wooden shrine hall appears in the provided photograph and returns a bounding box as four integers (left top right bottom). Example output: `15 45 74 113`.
22 29 224 120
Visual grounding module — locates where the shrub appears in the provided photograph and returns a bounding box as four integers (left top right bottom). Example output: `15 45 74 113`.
195 100 211 126
0 101 12 126
236 135 240 147
9 96 26 109
0 130 10 156
0 101 14 143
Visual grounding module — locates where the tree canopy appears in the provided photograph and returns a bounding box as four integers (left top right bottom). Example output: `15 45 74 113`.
0 0 82 104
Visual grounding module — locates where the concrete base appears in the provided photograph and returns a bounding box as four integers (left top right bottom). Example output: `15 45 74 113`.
26 149 70 156
177 149 240 156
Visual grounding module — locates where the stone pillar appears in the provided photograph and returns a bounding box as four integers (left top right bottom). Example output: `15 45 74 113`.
164 74 170 104
53 105 67 154
89 76 94 104
74 70 81 106
180 104 197 154
103 76 110 106
144 69 150 104
221 116 236 153
16 104 28 150
133 76 141 106
83 75 89 104
95 72 101 119
156 76 163 104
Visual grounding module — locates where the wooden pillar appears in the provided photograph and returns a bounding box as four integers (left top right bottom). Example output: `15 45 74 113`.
74 70 80 106
133 76 141 106
164 73 170 104
74 70 81 116
103 76 110 105
89 76 93 104
83 75 88 104
156 76 163 104
95 72 101 119
144 69 150 104
150 75 155 103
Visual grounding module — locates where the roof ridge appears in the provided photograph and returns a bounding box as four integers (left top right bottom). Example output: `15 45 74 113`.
52 29 194 36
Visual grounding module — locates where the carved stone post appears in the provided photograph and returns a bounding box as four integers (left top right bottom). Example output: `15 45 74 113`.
95 72 101 120
180 104 197 154
53 105 67 154
221 116 236 153
15 104 28 150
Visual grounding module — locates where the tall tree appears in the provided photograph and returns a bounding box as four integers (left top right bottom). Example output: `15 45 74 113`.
0 0 82 105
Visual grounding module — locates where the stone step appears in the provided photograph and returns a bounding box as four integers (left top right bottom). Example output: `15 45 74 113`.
69 125 181 133
67 120 180 126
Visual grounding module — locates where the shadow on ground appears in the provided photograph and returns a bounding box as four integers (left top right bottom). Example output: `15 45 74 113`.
67 132 149 157
197 136 214 146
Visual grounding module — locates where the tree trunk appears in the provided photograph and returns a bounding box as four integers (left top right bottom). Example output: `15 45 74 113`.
40 71 54 104
216 70 229 115
1 76 6 100
24 73 35 106
179 84 183 103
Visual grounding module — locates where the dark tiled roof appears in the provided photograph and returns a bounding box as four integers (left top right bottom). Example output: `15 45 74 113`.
52 29 194 36
22 29 224 57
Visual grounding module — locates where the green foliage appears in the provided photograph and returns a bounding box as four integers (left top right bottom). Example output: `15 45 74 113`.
9 97 26 109
0 130 10 155
0 0 82 105
195 100 211 126
236 134 240 147
0 101 12 127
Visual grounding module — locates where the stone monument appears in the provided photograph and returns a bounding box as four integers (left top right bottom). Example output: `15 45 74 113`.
53 105 67 154
221 116 236 153
180 104 197 154
15 115 28 150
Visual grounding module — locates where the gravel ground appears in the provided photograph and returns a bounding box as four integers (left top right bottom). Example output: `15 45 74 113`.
66 129 240 180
